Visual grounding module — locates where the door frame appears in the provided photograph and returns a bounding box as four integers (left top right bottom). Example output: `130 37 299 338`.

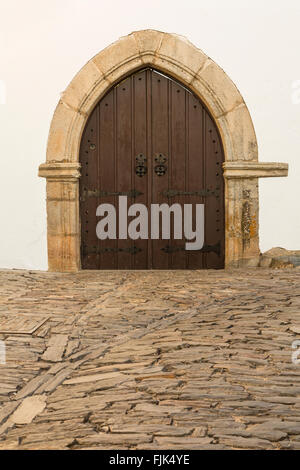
39 30 288 271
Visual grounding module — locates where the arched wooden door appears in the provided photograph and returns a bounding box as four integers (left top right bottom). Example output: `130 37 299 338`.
79 68 225 269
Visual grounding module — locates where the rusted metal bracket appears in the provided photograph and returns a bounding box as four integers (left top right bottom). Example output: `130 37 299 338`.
81 189 143 201
161 241 221 256
83 246 142 255
162 189 218 197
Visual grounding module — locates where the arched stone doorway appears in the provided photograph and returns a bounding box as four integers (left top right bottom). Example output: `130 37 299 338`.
39 30 288 272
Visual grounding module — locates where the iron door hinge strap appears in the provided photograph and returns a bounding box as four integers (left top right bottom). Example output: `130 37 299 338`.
162 189 218 197
83 246 142 255
161 241 221 256
81 189 143 201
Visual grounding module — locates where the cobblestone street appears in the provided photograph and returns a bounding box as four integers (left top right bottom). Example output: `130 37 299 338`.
0 268 300 449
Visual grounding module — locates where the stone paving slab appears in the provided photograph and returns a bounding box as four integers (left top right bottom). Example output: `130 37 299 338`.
0 268 300 449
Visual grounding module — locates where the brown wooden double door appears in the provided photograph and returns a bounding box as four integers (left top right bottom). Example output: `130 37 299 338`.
79 68 224 269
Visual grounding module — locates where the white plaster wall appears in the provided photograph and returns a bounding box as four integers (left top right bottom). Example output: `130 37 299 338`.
0 0 299 270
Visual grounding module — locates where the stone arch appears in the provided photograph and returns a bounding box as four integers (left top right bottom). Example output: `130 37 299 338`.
39 30 288 271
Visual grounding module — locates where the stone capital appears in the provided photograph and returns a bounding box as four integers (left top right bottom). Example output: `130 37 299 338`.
38 162 81 180
223 161 288 179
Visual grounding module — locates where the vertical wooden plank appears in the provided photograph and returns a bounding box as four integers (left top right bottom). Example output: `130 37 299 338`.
169 79 186 269
186 93 205 269
146 69 153 268
132 69 148 269
79 107 99 269
98 88 117 269
151 70 170 269
115 75 133 269
204 113 225 268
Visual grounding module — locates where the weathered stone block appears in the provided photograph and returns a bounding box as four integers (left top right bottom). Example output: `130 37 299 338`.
133 30 163 55
198 59 244 116
46 180 78 201
61 60 103 110
260 247 300 268
46 101 84 162
93 34 140 76
217 104 258 161
158 33 207 77
47 199 79 236
48 233 80 272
